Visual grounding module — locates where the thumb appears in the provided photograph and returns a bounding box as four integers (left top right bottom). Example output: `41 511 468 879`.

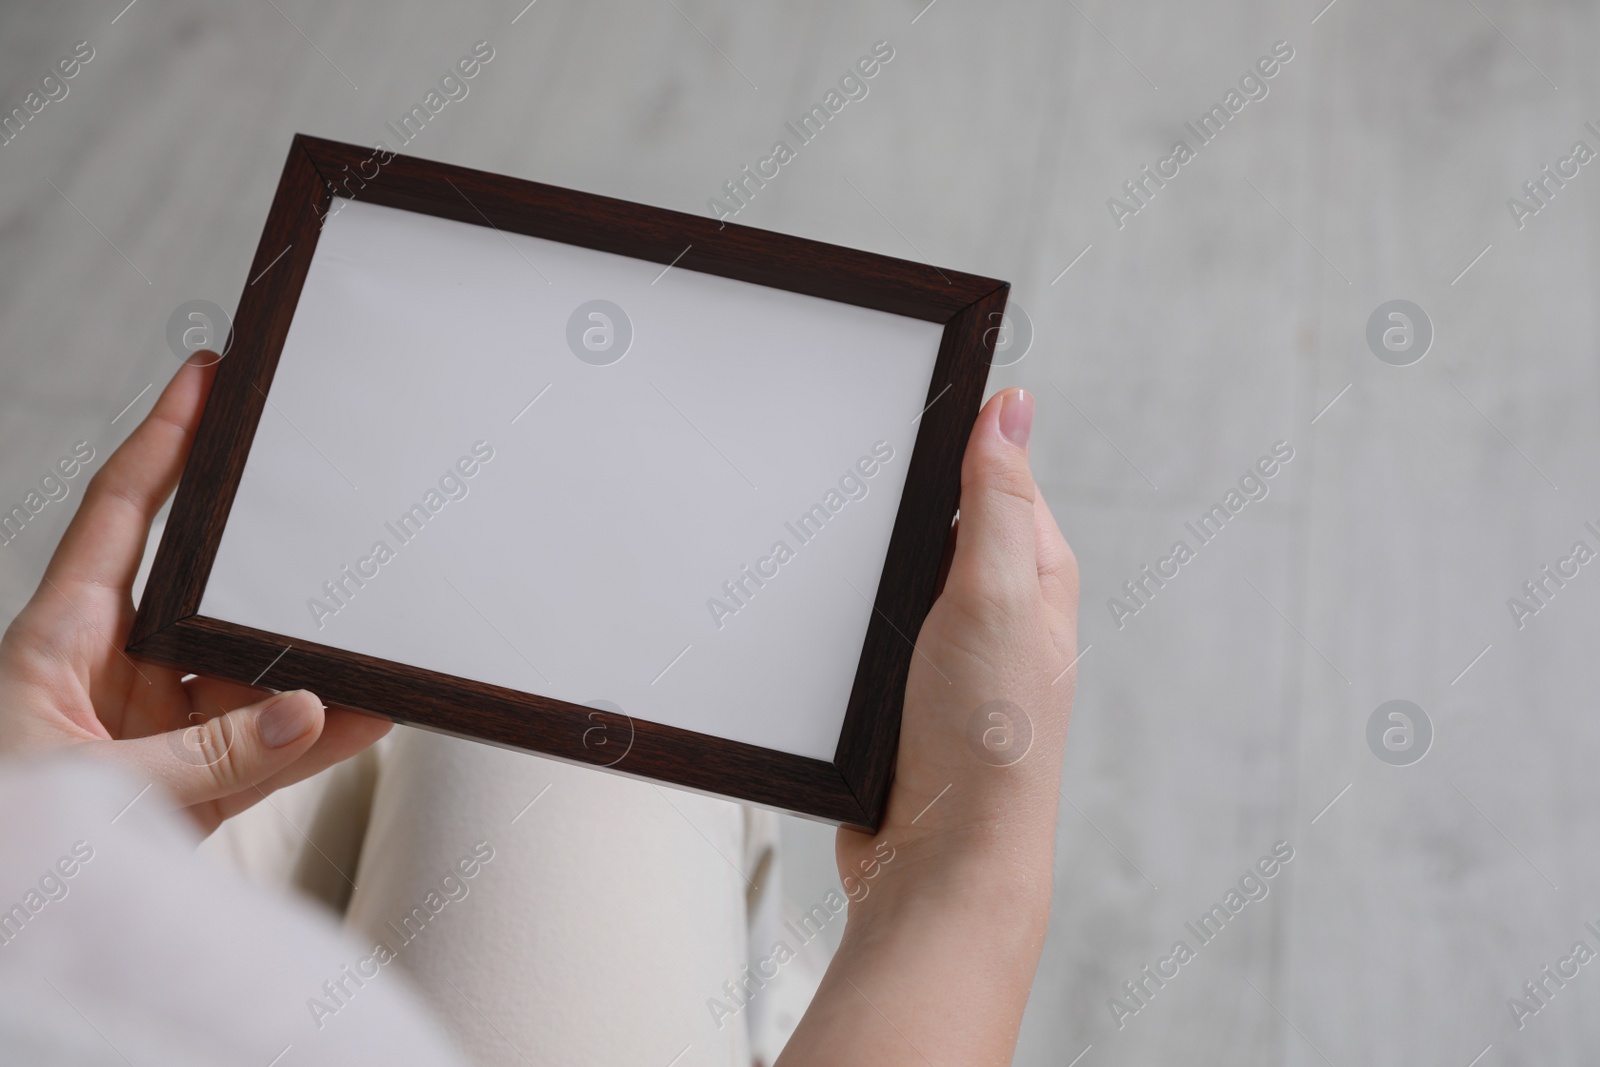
945 388 1039 610
100 690 326 809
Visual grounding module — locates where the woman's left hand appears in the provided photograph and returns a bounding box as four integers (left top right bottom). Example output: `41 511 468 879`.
0 359 391 834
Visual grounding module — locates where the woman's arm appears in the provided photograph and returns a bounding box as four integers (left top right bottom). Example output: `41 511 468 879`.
779 388 1078 1066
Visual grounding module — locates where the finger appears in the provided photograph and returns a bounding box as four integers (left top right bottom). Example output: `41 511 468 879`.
945 388 1039 610
1033 489 1078 622
180 677 387 771
180 674 274 723
207 706 393 823
89 688 325 809
42 360 215 601
113 672 276 748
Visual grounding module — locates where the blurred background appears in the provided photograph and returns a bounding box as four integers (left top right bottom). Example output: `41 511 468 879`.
4 0 1599 1064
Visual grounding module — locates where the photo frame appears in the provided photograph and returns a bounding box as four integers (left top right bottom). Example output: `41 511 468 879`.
129 134 1007 830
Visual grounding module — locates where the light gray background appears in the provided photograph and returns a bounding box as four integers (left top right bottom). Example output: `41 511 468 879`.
1 1 1596 1064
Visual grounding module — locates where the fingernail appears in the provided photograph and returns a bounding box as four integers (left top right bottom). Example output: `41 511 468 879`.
258 690 318 748
999 388 1033 448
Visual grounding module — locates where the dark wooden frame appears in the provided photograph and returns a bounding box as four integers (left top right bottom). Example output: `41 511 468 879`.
128 134 1007 831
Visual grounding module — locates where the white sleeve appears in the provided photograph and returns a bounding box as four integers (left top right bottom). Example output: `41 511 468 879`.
0 755 471 1067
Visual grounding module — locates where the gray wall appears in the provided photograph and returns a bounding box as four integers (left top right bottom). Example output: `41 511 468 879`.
2 1 1597 1063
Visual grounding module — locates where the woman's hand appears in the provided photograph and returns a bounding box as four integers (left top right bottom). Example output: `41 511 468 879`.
784 387 1078 1066
842 385 1077 889
0 360 391 835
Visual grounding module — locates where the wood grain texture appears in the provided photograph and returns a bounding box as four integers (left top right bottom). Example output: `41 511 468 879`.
129 138 332 644
834 284 1008 819
126 134 1005 831
133 614 866 823
298 134 1002 322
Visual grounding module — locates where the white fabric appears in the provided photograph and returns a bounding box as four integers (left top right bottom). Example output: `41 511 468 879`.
0 732 811 1064
205 724 814 1064
0 756 470 1065
341 728 758 1066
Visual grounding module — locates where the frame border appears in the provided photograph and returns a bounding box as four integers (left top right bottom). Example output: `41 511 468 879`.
129 134 1007 830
